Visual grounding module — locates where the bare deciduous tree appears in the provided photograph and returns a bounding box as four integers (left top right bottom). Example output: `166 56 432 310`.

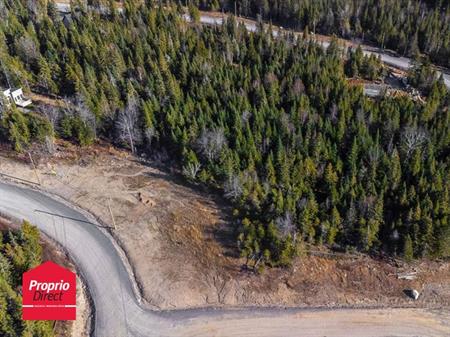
0 1 7 19
116 95 141 153
144 126 157 150
241 110 251 124
197 128 226 161
292 78 305 96
0 96 7 117
280 112 294 135
224 174 243 200
17 35 39 66
329 103 338 122
367 145 381 164
26 0 40 19
356 108 367 125
402 127 428 157
45 135 55 155
76 98 96 136
182 162 201 180
65 96 97 139
276 212 297 240
40 105 60 130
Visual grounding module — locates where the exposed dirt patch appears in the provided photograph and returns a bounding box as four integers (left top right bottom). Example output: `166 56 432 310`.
173 308 450 337
0 216 90 337
0 142 449 310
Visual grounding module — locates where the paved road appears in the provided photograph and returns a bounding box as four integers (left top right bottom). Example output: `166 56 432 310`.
1 180 450 337
193 14 450 89
55 2 450 89
0 182 170 337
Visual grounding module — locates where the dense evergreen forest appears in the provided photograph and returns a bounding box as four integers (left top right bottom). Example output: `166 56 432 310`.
0 221 54 337
194 0 450 68
0 1 449 267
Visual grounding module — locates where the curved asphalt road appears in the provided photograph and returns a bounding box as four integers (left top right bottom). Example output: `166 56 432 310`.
1 5 447 336
0 181 169 337
1 181 450 337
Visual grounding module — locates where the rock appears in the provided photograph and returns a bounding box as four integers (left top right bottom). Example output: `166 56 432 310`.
286 279 295 289
404 288 420 300
138 192 155 207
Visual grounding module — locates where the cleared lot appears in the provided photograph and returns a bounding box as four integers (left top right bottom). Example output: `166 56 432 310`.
0 151 449 336
1 145 449 311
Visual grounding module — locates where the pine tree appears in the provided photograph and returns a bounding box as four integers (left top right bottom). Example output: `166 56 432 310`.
403 234 414 262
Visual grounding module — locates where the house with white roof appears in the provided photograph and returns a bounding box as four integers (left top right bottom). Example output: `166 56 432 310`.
1 87 32 108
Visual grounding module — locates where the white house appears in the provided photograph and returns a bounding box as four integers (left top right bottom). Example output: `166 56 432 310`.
1 87 32 108
1 88 11 104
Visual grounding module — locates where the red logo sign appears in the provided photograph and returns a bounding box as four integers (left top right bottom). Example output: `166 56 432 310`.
22 261 76 320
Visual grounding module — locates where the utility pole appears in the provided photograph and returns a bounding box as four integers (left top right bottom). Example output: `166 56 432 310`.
108 197 117 230
28 152 41 185
52 214 57 241
62 217 67 246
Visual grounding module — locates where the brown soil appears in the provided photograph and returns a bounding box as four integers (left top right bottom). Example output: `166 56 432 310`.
29 93 67 108
0 216 90 337
0 141 449 310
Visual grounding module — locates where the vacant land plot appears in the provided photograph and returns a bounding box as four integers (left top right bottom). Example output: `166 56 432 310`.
0 142 449 310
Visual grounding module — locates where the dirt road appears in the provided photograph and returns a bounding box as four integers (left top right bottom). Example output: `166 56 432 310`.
172 308 450 337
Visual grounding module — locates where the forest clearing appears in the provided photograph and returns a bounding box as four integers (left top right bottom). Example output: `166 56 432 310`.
1 143 449 310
